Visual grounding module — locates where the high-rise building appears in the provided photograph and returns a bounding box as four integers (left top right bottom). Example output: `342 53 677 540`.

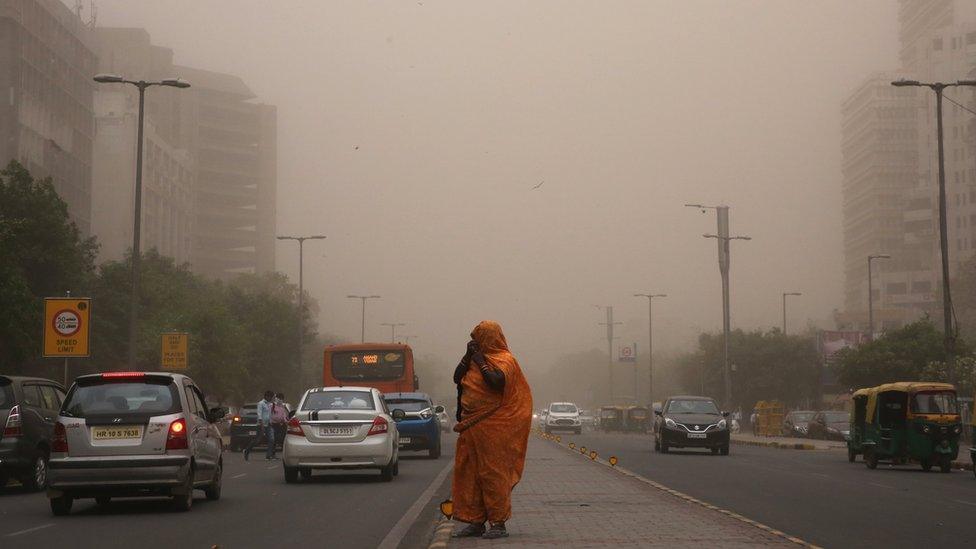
0 0 97 235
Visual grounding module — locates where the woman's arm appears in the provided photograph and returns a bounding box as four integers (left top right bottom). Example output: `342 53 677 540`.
471 351 505 390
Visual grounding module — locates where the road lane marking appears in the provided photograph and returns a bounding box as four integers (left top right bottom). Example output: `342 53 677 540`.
867 482 895 489
266 465 277 470
6 524 54 537
377 459 454 549
953 499 976 507
232 473 247 479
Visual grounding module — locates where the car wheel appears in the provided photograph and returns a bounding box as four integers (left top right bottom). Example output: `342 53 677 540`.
204 461 222 501
393 459 400 476
920 458 932 472
380 460 395 482
653 438 660 452
50 495 73 516
720 445 730 456
284 466 299 484
660 442 669 454
865 449 878 470
711 447 719 455
95 496 111 507
848 449 857 463
171 470 194 512
21 452 49 491
939 454 952 473
429 441 442 459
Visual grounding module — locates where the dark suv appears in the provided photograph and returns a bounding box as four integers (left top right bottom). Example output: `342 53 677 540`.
0 376 67 490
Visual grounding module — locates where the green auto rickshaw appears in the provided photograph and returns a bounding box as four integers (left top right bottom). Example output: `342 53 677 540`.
846 387 873 462
625 406 650 432
600 406 624 432
857 382 962 472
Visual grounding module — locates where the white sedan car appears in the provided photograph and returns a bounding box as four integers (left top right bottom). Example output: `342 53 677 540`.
283 387 401 482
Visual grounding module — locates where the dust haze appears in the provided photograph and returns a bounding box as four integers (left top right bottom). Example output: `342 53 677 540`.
94 1 898 404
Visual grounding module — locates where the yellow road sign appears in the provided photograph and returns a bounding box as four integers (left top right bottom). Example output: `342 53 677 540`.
43 298 91 357
161 333 189 370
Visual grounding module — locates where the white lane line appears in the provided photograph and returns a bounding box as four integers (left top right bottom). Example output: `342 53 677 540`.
867 482 895 489
232 473 247 479
266 465 277 470
376 459 454 549
6 524 54 537
954 499 976 507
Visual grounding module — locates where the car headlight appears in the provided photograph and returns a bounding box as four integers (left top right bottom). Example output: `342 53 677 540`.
717 419 727 430
953 425 962 434
419 408 432 419
665 417 676 429
922 425 931 434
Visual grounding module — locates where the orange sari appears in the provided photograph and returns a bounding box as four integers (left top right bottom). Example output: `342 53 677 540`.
451 320 533 524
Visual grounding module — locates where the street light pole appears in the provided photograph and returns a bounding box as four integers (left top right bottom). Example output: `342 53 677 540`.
381 322 406 343
686 203 750 407
867 254 890 338
782 292 801 335
891 78 976 383
634 293 666 404
94 74 190 369
348 295 381 343
277 235 326 368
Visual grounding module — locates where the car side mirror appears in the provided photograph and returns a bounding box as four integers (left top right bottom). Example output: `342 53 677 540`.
722 411 730 417
392 408 406 422
208 406 228 423
434 405 445 414
654 410 663 416
288 409 296 419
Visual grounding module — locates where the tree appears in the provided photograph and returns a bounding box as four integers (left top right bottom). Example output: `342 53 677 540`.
0 161 97 373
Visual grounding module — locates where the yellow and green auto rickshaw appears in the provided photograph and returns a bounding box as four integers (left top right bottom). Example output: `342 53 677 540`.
857 382 962 472
846 387 874 462
600 406 624 432
625 406 650 432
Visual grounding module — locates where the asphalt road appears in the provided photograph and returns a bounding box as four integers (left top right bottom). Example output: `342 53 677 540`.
570 431 976 549
0 435 456 549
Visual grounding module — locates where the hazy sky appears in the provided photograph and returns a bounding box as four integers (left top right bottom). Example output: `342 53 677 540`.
93 1 899 371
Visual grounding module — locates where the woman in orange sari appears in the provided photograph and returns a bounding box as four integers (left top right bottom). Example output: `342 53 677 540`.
451 320 533 539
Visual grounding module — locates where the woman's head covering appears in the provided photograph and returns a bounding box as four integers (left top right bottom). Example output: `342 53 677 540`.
471 320 509 354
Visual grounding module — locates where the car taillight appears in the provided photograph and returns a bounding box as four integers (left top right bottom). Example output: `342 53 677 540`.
166 418 188 450
52 422 69 453
3 405 23 438
286 417 304 436
367 416 389 436
232 416 241 423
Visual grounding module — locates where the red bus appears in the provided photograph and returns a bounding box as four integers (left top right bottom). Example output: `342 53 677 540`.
323 343 418 393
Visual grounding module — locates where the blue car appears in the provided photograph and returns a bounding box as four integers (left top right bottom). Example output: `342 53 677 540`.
383 392 444 459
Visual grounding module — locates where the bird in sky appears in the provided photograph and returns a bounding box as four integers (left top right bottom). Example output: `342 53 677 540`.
532 180 544 190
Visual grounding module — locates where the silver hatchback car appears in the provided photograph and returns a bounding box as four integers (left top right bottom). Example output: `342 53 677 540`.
283 386 401 482
47 372 226 515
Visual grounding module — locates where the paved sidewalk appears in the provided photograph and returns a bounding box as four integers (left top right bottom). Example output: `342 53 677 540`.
434 436 810 548
731 433 844 451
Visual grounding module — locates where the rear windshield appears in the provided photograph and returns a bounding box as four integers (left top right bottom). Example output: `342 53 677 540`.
912 391 959 414
824 411 848 423
63 380 180 418
241 405 258 418
790 412 815 423
0 383 12 409
550 404 578 413
384 398 429 412
302 391 375 411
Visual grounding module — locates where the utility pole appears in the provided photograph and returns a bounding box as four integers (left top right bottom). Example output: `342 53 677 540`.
597 305 621 403
277 235 326 369
891 78 976 385
686 204 750 407
634 293 666 404
782 292 801 335
381 322 405 343
867 254 890 338
348 295 381 343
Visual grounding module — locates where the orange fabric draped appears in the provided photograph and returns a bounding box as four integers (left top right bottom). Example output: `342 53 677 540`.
451 320 533 524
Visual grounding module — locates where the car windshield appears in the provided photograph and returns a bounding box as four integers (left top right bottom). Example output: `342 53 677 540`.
241 405 257 418
791 412 815 422
824 411 848 423
302 390 374 411
667 399 719 414
384 398 429 412
0 382 12 409
62 380 180 417
911 391 959 414
550 404 577 413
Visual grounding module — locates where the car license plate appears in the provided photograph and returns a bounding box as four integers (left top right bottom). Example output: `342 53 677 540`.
91 426 142 440
399 437 412 445
247 430 257 435
687 433 706 439
319 426 354 436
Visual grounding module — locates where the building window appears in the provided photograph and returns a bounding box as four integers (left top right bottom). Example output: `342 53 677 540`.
886 282 907 295
968 32 976 45
912 281 932 294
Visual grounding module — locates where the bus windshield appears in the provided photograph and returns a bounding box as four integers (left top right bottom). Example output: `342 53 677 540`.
331 350 406 381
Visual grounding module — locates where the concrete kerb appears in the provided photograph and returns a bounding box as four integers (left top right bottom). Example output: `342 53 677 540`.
427 519 454 549
538 430 823 549
731 437 818 451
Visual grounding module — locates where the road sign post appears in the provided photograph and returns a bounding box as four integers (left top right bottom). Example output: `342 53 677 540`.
44 296 91 388
161 333 189 371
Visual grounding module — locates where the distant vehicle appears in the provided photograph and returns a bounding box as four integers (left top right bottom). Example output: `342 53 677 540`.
783 410 816 438
654 395 730 455
600 406 625 432
323 343 417 394
382 392 444 458
806 410 850 441
229 403 259 452
544 402 581 434
537 409 549 429
47 372 226 515
283 386 400 482
0 376 67 491
436 410 453 433
579 409 596 429
625 406 651 432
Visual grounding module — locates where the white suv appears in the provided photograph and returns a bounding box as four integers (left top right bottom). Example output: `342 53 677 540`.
544 402 581 434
